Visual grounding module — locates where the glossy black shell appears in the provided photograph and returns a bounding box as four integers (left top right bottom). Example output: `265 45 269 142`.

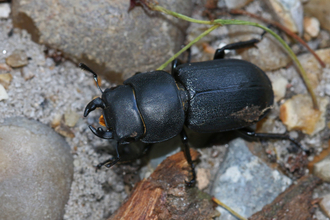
174 59 274 133
124 70 185 143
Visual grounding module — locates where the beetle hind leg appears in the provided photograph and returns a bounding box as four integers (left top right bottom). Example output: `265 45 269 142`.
180 129 196 187
239 128 304 153
214 31 266 60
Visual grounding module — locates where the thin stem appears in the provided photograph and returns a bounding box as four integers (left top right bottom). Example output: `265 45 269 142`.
152 4 318 109
157 24 221 70
212 197 247 220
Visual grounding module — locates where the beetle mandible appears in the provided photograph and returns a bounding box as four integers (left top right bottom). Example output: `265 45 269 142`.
81 36 297 186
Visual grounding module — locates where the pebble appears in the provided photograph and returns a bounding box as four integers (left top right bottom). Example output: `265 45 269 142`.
0 73 12 89
0 83 8 100
266 0 303 34
0 3 10 18
224 0 253 9
225 22 291 71
304 16 320 39
319 193 330 218
5 49 28 68
280 94 328 136
268 73 288 102
64 108 80 127
211 138 292 220
298 48 330 90
0 117 73 220
314 156 330 182
304 0 330 32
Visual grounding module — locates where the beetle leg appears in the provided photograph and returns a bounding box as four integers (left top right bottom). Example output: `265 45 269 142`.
84 97 106 117
95 142 121 171
214 31 266 60
89 125 113 139
239 128 303 153
180 129 196 187
171 59 183 75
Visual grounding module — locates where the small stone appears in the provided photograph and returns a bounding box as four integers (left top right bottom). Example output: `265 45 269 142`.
304 0 330 32
298 48 330 89
21 66 35 81
280 94 329 135
0 3 10 18
268 73 288 102
51 113 62 128
54 123 75 138
0 73 13 89
0 63 12 71
64 108 80 127
266 0 303 34
211 138 292 219
5 50 28 68
196 168 210 190
0 84 8 101
0 117 73 220
319 193 330 218
224 0 253 9
304 17 320 38
227 24 291 71
314 157 330 182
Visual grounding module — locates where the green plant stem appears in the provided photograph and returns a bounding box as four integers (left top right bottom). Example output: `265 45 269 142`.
152 4 318 109
157 24 220 70
212 197 247 220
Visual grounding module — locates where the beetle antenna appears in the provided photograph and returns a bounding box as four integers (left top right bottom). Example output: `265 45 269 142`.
79 63 103 94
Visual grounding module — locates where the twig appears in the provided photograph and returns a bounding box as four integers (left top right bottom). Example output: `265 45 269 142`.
229 9 326 68
212 197 248 220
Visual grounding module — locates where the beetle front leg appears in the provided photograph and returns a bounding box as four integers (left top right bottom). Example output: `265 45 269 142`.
95 142 121 171
180 129 196 187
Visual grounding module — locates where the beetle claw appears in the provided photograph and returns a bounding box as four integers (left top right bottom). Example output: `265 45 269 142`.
84 97 106 117
89 125 113 139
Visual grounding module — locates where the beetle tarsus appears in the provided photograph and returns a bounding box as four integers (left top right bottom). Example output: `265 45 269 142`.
89 125 113 139
95 142 121 171
95 157 120 171
84 97 106 117
185 162 196 187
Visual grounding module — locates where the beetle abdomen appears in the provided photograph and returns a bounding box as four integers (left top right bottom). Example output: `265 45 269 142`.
175 59 274 133
124 71 185 143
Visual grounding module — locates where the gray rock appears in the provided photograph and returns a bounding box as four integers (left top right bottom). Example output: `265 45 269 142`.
0 3 10 18
224 0 253 9
304 0 330 32
12 0 193 83
210 138 292 219
227 22 291 71
5 49 28 68
314 156 330 182
266 0 303 35
0 117 73 220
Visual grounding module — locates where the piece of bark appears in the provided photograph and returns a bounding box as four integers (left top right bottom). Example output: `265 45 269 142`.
108 149 220 220
249 175 322 220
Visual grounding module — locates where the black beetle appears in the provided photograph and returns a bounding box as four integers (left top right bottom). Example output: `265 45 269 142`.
81 37 298 185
